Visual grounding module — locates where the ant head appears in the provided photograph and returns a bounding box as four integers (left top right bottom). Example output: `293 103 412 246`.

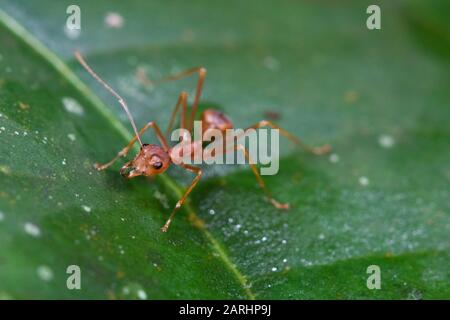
120 144 170 178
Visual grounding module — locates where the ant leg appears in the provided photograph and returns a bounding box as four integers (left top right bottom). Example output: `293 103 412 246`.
246 120 331 155
137 66 207 132
235 144 289 209
161 163 202 232
208 120 331 156
95 121 169 171
94 150 127 171
202 143 288 209
166 91 188 136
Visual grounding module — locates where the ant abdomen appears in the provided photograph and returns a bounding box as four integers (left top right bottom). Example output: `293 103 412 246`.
200 109 233 133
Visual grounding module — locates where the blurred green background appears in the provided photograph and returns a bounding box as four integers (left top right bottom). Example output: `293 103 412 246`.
0 0 448 299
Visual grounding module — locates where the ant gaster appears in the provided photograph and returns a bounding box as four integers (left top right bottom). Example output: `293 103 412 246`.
75 52 331 232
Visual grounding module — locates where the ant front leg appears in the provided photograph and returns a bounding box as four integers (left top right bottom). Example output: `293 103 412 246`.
161 163 202 232
95 121 169 171
246 120 331 155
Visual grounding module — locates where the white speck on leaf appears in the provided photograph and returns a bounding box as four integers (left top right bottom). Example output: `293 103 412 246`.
153 190 169 209
67 133 76 141
359 176 370 186
378 134 395 148
24 222 41 237
105 12 124 28
329 153 340 163
137 289 147 300
81 205 91 213
0 165 11 175
37 265 54 282
62 97 84 116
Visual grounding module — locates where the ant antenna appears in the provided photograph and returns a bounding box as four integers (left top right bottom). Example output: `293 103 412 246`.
75 51 143 147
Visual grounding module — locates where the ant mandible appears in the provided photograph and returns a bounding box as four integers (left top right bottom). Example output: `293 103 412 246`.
75 51 331 232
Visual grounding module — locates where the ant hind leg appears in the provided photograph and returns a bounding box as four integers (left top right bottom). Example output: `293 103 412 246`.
203 143 289 210
246 120 331 155
234 144 289 210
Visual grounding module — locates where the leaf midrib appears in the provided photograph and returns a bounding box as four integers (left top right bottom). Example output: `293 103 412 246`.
0 9 255 300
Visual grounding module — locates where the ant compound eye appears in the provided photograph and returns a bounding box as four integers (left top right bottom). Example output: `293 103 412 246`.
153 161 163 170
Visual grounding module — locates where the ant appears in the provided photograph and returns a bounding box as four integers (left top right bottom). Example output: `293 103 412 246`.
75 51 331 232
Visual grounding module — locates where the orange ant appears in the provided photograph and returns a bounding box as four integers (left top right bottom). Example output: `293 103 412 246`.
75 51 331 232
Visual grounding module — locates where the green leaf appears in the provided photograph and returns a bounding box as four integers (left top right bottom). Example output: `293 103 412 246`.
0 0 449 299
